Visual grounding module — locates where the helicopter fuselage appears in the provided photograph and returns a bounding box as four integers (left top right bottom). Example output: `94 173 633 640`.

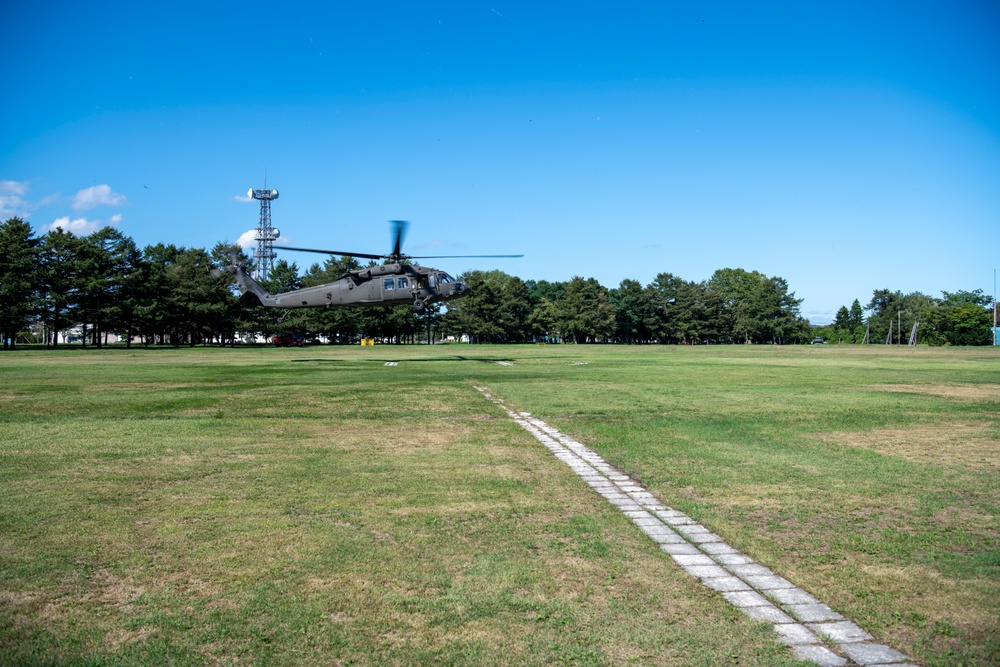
230 262 467 311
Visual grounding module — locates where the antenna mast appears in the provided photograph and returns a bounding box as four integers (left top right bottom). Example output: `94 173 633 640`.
248 185 280 281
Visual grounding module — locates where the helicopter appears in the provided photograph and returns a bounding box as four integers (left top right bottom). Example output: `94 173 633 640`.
219 220 522 312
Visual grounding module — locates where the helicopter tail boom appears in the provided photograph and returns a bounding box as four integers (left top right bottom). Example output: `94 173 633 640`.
224 263 282 308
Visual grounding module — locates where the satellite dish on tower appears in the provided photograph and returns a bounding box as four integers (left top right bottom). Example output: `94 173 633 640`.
248 188 279 201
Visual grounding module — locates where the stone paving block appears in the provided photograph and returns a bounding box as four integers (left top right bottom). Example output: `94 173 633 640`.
698 542 740 555
790 644 848 667
672 554 716 566
683 531 724 544
725 563 774 578
807 621 873 644
786 603 844 623
660 542 701 555
676 524 710 535
623 508 652 516
722 590 771 608
648 530 686 544
631 517 663 527
700 576 752 592
681 564 730 579
740 603 795 623
744 574 796 590
767 587 820 606
839 643 910 665
773 623 819 646
711 553 754 566
657 514 695 526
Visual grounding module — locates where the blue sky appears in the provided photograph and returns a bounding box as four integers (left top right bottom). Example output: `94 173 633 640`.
3 2 998 323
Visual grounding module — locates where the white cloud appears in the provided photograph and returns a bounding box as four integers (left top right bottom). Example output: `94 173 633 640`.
0 180 30 218
234 192 253 203
38 193 61 207
1 180 28 197
41 213 121 236
43 216 101 235
236 229 257 249
72 184 126 211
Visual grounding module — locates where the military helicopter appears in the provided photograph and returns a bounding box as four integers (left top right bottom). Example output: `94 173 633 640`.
219 220 522 312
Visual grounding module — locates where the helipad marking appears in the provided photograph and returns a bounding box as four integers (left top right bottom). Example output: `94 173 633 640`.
384 362 398 366
475 386 918 667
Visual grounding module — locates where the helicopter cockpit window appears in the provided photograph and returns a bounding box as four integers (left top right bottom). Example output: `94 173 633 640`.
428 274 437 288
438 273 453 284
397 277 408 289
383 278 394 291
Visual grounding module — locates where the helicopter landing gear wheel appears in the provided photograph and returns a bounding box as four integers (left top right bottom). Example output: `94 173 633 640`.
413 299 426 312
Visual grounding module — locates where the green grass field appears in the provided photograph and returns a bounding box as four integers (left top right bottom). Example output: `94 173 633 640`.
1 344 997 666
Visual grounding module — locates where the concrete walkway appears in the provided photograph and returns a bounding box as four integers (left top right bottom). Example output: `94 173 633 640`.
476 386 919 667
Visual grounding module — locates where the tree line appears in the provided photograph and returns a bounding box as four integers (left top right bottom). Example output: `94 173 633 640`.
812 289 996 346
1 217 994 348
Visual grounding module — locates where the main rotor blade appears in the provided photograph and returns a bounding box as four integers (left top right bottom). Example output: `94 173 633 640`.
407 254 525 259
273 245 385 260
390 219 408 258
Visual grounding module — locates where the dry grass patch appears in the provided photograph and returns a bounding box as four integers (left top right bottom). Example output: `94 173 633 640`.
868 383 1000 403
815 422 1000 470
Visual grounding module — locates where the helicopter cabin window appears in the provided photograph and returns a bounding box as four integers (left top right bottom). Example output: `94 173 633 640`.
397 277 408 289
428 274 437 288
383 278 394 291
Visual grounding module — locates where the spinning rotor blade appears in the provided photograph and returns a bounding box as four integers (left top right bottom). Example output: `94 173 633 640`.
407 254 525 259
274 220 522 262
273 245 385 260
390 219 408 259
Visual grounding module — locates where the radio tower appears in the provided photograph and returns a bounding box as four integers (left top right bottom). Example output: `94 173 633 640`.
247 185 280 281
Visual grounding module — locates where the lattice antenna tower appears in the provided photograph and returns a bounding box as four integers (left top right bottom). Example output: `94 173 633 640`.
248 185 280 281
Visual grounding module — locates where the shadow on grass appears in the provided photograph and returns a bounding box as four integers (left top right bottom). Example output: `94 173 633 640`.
288 355 522 364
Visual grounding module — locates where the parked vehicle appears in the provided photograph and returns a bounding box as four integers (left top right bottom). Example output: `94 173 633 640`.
273 332 306 347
